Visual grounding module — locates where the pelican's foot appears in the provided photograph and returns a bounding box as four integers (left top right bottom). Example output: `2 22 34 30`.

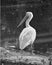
30 50 35 55
20 50 24 54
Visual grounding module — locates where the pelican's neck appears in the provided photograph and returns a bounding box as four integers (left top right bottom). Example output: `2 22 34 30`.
17 12 33 28
26 16 32 27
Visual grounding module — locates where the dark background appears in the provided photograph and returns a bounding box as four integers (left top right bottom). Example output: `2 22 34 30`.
1 0 52 38
1 0 52 54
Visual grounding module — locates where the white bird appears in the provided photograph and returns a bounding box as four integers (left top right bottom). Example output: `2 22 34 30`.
17 12 36 53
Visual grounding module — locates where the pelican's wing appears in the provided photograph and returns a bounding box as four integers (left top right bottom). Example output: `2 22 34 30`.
19 30 32 49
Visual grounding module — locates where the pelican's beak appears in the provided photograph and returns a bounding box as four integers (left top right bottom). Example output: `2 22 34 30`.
17 15 28 28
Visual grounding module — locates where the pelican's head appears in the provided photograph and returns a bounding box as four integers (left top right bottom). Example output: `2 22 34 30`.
26 12 33 27
26 12 33 18
17 12 33 28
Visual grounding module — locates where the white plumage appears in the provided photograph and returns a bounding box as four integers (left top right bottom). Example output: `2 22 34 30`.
17 12 36 50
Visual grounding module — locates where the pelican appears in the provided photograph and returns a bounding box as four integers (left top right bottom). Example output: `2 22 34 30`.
17 12 36 53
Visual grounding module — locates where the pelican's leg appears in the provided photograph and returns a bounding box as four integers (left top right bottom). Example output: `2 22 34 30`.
30 43 34 55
